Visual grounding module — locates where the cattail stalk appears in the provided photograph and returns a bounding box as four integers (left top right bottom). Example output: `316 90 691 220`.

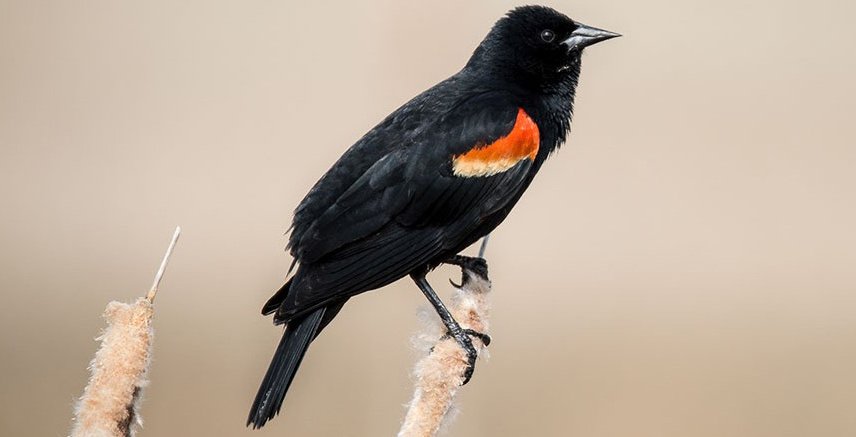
398 266 492 437
70 227 180 437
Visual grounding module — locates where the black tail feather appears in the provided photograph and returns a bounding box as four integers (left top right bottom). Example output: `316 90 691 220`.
247 306 325 429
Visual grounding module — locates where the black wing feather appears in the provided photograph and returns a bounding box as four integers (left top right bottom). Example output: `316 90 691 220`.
275 225 444 322
272 93 534 322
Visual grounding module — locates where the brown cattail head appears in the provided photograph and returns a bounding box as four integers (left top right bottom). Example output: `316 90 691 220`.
70 226 178 437
71 298 154 437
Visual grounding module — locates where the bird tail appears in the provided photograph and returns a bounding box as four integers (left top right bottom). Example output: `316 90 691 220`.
247 306 326 429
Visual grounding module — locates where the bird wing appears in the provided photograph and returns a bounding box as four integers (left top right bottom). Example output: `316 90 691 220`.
273 96 540 321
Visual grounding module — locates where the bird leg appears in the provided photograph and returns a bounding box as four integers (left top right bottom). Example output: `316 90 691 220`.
411 271 489 385
443 256 492 346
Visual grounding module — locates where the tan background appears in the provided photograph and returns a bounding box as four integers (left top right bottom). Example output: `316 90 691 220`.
2 0 855 436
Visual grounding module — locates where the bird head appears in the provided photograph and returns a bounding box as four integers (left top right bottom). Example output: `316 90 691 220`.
468 6 620 86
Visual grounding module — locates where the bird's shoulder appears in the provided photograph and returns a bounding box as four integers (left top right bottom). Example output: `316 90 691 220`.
289 77 529 262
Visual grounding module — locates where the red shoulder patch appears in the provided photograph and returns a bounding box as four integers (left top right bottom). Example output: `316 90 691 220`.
452 108 540 177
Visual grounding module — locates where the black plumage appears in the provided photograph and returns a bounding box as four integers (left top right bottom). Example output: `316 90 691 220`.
249 5 619 428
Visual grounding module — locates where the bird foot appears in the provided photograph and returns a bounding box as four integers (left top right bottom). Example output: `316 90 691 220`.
460 328 492 346
439 328 491 385
445 255 489 287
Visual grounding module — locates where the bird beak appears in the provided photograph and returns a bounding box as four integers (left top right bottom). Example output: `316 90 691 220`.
563 23 621 52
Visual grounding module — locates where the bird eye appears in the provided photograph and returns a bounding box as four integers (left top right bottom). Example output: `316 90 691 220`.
540 29 555 43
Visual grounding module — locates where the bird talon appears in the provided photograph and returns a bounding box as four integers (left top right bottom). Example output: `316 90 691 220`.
439 328 490 346
444 255 489 283
462 328 491 346
437 327 489 385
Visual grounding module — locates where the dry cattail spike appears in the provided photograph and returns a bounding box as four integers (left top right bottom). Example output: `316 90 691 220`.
398 263 492 437
70 226 180 437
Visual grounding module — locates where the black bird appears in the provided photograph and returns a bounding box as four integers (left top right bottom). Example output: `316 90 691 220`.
248 5 618 428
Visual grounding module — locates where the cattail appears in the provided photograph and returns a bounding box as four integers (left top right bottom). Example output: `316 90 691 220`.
398 264 492 437
70 227 180 437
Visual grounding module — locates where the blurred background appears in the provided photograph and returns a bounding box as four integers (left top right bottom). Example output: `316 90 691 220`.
1 0 855 436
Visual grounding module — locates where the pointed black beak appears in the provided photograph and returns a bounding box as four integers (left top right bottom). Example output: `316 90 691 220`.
563 23 621 52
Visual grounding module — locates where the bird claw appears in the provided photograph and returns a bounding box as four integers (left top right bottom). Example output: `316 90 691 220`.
462 328 491 346
445 255 489 285
439 328 491 385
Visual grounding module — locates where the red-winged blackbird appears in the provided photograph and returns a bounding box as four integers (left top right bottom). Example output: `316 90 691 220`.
248 5 618 428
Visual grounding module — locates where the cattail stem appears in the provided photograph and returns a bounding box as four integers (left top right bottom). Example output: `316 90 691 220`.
477 234 490 258
71 227 180 437
398 267 492 437
146 226 181 303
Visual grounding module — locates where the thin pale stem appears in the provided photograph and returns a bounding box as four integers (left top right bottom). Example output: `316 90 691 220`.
146 226 181 302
